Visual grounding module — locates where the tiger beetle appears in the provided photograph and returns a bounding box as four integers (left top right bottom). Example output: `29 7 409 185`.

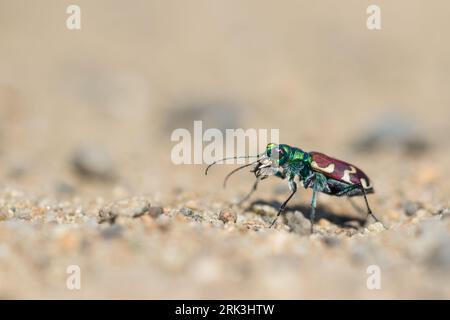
205 143 385 233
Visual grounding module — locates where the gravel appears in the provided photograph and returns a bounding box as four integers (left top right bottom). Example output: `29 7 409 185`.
98 197 152 223
0 187 449 299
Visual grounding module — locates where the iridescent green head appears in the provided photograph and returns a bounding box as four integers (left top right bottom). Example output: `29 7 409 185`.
266 143 291 166
266 143 309 166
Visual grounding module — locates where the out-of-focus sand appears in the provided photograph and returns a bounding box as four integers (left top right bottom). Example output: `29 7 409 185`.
0 1 449 299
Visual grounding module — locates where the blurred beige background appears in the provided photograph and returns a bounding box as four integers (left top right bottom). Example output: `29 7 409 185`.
1 0 449 193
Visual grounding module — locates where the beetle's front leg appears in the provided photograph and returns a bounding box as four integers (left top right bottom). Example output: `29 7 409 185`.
237 176 263 205
240 166 285 206
269 179 297 228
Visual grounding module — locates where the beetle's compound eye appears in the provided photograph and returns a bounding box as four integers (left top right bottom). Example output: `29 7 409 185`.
273 147 285 160
268 145 285 162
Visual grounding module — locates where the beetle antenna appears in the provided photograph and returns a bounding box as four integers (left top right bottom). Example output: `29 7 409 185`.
205 154 261 176
223 160 259 188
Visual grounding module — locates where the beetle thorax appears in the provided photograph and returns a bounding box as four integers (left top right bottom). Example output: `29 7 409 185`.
290 147 311 163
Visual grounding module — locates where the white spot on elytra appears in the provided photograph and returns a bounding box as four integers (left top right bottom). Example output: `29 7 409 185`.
360 178 371 189
342 166 357 184
311 161 335 173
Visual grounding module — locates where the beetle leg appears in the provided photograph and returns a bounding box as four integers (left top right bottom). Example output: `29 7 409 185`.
274 170 286 180
269 180 297 228
237 177 262 205
239 168 286 206
310 177 319 233
360 186 386 228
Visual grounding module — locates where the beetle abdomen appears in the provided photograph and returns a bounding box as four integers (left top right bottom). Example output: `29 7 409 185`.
309 152 373 191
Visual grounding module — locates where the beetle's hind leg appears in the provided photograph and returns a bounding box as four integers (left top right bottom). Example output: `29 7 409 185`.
340 184 385 228
309 179 318 233
359 186 386 228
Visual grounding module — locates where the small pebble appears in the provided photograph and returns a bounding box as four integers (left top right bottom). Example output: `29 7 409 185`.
179 207 202 221
218 208 237 224
438 208 449 220
367 222 385 233
242 220 264 231
180 207 194 217
98 197 151 223
318 218 331 228
0 211 12 221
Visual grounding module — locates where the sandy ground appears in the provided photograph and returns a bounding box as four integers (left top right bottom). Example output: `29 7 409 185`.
0 1 449 299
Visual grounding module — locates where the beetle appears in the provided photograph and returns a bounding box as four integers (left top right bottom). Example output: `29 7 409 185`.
205 143 384 232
